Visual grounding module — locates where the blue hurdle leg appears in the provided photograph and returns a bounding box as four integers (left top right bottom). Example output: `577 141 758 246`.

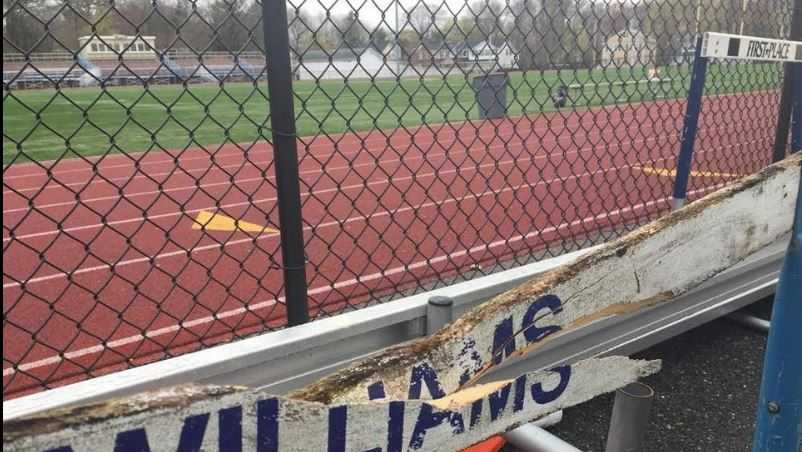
672 36 709 210
750 168 802 451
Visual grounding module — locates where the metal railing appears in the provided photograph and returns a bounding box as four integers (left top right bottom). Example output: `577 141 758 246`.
2 0 795 398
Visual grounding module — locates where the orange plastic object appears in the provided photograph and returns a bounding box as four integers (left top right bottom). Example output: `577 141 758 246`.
461 435 506 452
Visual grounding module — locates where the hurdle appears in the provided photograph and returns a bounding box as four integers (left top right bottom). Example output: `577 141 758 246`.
667 31 802 452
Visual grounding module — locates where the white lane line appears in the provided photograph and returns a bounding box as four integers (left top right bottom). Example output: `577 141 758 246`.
3 110 650 194
0 144 555 241
6 114 746 213
4 134 753 287
3 121 747 242
1 125 446 180
2 148 672 289
2 119 629 214
2 88 772 184
2 181 724 377
1 119 488 180
3 104 646 180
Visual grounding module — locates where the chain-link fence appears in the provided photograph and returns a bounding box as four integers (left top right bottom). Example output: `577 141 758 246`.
3 0 797 398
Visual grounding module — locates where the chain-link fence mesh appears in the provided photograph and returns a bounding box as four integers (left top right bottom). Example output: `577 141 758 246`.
3 0 795 398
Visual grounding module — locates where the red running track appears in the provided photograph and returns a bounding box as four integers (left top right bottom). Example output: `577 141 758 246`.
2 91 778 398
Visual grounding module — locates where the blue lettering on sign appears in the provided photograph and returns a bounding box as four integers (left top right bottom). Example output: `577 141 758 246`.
367 381 386 400
458 338 483 386
328 405 348 452
114 428 150 452
257 398 279 452
488 383 512 421
44 295 570 452
218 406 243 452
408 362 446 400
386 401 406 452
491 294 563 366
47 411 214 452
176 413 210 452
491 316 515 365
531 366 571 404
469 399 483 428
521 294 562 344
408 405 465 450
375 294 563 408
513 375 527 412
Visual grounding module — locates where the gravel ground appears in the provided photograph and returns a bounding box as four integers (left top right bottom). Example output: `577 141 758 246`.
545 299 774 452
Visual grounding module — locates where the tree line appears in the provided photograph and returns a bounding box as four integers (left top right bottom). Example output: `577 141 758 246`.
3 0 792 69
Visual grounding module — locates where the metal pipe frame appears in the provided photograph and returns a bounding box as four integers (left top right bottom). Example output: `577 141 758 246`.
605 382 655 452
727 312 771 334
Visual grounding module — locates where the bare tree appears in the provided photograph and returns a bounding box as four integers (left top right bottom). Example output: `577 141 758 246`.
409 1 436 42
3 0 50 52
336 11 368 49
204 0 250 51
473 0 506 46
288 6 314 52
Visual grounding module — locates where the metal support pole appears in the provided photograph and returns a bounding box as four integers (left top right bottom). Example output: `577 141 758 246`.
751 170 802 452
426 296 453 334
605 382 655 452
727 311 771 334
791 63 802 153
771 0 802 162
672 36 708 210
428 296 580 451
262 0 310 326
504 423 582 452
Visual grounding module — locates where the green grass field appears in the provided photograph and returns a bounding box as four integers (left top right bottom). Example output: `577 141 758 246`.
2 63 781 164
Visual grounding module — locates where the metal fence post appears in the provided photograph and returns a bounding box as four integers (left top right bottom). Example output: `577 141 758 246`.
262 0 310 326
791 62 802 153
671 36 708 210
605 382 655 452
750 169 802 452
426 296 454 335
770 0 802 162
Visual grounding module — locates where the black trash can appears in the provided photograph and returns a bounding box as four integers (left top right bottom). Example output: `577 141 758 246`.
472 72 509 119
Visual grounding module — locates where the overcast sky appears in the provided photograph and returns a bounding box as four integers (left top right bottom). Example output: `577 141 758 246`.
288 0 490 30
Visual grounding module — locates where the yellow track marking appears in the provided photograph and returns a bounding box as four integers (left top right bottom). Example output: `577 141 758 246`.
192 210 278 234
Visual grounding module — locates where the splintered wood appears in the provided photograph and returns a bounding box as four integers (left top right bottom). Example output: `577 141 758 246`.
4 154 800 451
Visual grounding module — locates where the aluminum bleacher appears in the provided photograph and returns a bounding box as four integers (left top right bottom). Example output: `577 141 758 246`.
3 53 92 89
167 51 266 82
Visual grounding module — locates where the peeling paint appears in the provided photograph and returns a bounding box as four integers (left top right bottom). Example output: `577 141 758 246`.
4 357 659 452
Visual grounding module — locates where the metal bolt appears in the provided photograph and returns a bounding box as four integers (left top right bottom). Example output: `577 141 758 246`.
767 401 781 414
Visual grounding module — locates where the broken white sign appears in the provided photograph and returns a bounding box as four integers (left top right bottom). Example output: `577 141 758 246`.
4 357 658 451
